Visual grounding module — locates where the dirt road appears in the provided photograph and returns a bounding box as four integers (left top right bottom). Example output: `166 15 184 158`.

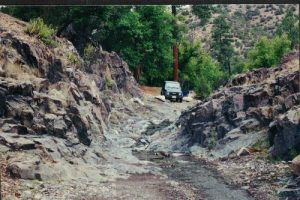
9 95 253 200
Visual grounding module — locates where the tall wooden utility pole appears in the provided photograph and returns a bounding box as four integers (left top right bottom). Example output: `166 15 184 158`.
172 5 179 82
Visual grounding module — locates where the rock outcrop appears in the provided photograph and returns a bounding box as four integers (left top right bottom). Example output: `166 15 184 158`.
0 12 142 181
291 155 300 176
177 51 299 160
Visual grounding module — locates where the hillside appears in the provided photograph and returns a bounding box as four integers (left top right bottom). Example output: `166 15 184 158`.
0 8 299 200
181 4 299 56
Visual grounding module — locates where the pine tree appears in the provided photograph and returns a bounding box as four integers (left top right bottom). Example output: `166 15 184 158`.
211 15 234 76
276 8 299 48
191 5 213 26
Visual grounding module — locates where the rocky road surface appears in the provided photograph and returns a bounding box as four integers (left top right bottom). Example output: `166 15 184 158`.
4 95 255 200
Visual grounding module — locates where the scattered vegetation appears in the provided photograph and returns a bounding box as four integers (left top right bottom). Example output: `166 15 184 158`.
83 44 97 61
25 17 57 46
67 52 79 65
105 76 113 89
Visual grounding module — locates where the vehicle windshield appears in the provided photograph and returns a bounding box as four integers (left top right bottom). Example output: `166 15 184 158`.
165 82 181 90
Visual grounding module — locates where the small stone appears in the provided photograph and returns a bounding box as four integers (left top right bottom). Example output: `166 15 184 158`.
237 147 250 157
154 95 166 102
130 97 144 106
241 186 250 190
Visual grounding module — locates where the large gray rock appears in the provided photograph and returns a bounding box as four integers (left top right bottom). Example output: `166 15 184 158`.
177 51 300 159
0 133 35 150
269 106 300 159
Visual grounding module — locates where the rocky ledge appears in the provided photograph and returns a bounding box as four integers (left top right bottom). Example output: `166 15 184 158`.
0 12 144 191
175 50 299 199
177 50 299 160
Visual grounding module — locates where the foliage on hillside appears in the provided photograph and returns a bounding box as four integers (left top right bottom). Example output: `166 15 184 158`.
183 4 299 56
245 34 291 69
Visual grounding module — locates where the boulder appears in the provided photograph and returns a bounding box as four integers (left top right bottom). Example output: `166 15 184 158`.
183 96 193 102
269 106 300 159
291 155 300 176
0 133 35 150
155 95 166 102
8 155 41 180
130 97 144 106
237 147 250 156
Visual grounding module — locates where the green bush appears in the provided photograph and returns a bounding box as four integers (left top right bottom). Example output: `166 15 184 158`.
245 34 291 69
232 56 247 74
25 17 57 46
105 76 113 89
67 52 79 65
83 44 96 60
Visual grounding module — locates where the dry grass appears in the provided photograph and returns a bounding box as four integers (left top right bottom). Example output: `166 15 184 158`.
7 63 40 80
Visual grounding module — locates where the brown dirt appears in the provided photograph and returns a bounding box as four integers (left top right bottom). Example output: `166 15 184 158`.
0 155 20 199
209 152 291 200
140 86 161 96
107 173 202 200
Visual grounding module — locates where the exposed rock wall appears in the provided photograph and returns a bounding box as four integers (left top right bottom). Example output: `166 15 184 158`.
0 12 142 146
0 12 143 181
178 51 300 160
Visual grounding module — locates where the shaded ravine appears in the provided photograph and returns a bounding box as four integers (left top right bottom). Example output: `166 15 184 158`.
134 151 253 200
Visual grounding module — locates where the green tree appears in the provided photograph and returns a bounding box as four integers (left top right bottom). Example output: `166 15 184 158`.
179 41 224 98
134 6 174 85
245 34 291 69
191 5 214 26
276 8 299 48
211 15 234 76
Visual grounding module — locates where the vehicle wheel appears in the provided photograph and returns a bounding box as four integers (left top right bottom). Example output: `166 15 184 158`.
180 98 183 103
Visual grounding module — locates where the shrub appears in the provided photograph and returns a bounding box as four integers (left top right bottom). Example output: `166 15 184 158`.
83 44 96 60
67 52 79 65
181 10 189 16
105 76 113 89
25 18 57 46
232 56 247 74
245 34 291 69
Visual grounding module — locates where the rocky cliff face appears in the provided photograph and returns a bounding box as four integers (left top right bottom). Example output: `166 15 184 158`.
0 13 142 181
177 51 299 160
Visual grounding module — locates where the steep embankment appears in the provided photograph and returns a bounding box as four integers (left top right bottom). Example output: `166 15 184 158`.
182 4 299 55
177 51 299 159
0 12 144 196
